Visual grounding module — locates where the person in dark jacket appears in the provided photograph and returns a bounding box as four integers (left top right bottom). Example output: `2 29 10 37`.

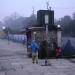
31 40 39 63
40 40 48 59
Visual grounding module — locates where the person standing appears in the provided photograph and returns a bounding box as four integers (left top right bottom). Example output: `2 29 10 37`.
39 40 48 59
56 47 61 58
31 40 39 63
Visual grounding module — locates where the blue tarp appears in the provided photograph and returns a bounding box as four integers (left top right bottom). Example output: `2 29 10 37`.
62 40 75 56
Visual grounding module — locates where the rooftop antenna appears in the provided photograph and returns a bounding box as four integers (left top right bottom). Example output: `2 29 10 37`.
32 7 35 15
46 1 49 10
49 7 51 10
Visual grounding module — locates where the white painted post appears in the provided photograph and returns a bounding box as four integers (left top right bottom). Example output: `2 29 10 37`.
33 32 36 40
57 25 62 48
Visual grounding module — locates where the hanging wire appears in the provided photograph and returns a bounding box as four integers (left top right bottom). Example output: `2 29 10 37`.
52 7 75 10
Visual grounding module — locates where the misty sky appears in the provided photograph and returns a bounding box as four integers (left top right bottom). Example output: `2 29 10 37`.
0 0 75 21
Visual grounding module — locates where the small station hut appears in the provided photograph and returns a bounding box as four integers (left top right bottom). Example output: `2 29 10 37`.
26 9 62 58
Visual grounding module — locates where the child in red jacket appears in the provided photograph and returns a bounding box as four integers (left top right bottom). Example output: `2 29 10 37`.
56 47 61 58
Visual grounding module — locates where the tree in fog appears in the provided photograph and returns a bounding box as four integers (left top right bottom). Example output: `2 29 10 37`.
24 14 37 28
72 12 75 20
3 13 26 33
0 21 4 31
3 12 37 34
57 13 75 37
60 16 72 36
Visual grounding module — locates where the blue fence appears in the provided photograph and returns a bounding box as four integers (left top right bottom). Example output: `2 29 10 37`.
6 34 27 44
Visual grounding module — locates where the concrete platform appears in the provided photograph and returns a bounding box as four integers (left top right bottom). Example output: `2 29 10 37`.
0 39 75 75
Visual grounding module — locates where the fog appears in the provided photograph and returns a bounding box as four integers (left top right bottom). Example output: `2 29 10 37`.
0 0 75 21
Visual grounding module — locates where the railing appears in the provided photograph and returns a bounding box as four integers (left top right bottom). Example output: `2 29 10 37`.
4 34 27 44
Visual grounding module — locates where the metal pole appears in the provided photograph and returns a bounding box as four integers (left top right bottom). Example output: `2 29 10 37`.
45 24 49 65
44 14 50 65
8 31 9 44
46 25 48 43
